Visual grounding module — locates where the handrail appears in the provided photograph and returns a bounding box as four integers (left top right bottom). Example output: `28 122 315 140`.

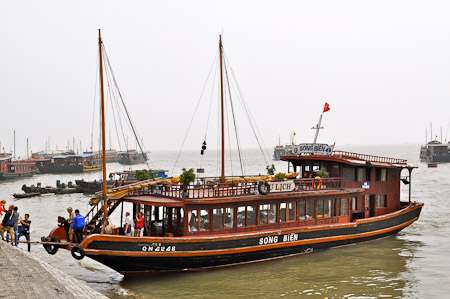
124 177 345 200
332 151 407 165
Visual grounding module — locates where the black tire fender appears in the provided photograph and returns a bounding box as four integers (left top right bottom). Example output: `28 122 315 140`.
258 181 270 195
71 246 85 260
44 237 60 255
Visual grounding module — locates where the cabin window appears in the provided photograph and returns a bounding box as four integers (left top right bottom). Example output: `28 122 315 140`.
343 167 355 181
237 207 246 227
306 201 314 218
317 200 324 218
200 210 209 231
299 200 306 220
324 199 332 217
259 204 276 224
288 202 295 221
335 199 341 216
213 208 223 229
332 164 340 177
269 204 276 223
279 202 295 222
366 168 371 181
237 206 256 227
224 207 234 228
317 199 332 218
341 198 349 216
376 195 387 208
376 168 388 181
188 210 198 232
357 168 364 182
247 206 256 226
352 197 358 210
280 203 287 222
381 169 387 181
259 204 269 224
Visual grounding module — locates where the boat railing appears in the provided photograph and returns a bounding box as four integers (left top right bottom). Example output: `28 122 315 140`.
332 151 407 165
125 177 345 199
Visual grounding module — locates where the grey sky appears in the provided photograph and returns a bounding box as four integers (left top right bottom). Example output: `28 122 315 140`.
1 0 450 157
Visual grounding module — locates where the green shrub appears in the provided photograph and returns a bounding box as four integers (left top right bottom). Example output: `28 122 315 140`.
180 168 196 185
316 169 330 178
266 164 276 175
275 172 286 180
135 169 150 181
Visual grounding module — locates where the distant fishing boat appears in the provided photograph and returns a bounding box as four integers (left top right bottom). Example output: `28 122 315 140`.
42 34 423 274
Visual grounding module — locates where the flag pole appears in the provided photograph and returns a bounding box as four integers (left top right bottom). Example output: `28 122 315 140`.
313 114 323 144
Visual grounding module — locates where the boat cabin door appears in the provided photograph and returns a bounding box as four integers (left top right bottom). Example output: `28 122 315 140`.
369 195 375 217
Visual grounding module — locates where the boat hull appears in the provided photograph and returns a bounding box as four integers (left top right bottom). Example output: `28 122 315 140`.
78 202 422 273
0 170 37 180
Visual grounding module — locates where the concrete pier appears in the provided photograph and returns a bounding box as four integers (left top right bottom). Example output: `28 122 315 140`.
0 242 108 298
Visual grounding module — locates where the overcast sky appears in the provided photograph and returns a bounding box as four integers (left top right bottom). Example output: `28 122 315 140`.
1 0 450 157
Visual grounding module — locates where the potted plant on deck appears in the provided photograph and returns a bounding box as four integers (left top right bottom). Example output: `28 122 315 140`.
180 168 196 197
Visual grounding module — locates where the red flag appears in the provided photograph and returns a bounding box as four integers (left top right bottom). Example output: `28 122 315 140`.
323 103 330 113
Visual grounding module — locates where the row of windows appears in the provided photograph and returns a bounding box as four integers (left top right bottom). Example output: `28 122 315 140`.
343 167 387 182
188 198 351 232
10 166 34 171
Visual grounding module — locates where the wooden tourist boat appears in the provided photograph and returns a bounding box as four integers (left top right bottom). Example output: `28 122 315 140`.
119 149 148 165
35 153 102 174
0 154 39 180
42 33 423 274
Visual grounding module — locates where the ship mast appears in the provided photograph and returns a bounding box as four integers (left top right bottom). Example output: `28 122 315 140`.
219 35 225 181
98 29 108 231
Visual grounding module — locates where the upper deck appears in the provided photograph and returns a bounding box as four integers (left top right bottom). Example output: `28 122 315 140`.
282 150 408 168
121 176 361 206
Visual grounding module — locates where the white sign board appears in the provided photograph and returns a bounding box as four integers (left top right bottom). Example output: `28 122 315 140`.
291 143 334 155
362 182 370 189
268 180 295 193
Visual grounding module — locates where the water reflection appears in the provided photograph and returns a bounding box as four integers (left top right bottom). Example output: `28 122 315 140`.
115 236 422 298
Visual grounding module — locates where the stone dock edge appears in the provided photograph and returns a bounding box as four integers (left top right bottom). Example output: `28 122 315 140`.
0 242 109 298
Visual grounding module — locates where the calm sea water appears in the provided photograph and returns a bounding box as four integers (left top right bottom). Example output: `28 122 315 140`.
0 143 447 298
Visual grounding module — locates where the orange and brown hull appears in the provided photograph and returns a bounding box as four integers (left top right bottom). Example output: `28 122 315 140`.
77 202 422 273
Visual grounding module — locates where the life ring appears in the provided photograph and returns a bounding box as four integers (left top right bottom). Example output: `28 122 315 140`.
258 181 270 195
43 237 60 255
312 176 322 189
71 246 85 260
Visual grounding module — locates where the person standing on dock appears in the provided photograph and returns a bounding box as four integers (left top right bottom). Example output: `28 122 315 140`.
72 209 85 243
0 200 6 216
18 214 31 251
13 207 19 246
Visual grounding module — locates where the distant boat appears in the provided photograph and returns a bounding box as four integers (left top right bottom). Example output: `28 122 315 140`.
420 140 450 163
119 149 147 165
93 149 122 163
35 153 102 174
0 153 38 180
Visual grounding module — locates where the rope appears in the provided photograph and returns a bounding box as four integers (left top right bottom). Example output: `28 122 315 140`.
172 50 219 175
224 52 271 165
223 56 245 176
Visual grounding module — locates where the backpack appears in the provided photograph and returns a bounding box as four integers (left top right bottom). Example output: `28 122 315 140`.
4 212 14 227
